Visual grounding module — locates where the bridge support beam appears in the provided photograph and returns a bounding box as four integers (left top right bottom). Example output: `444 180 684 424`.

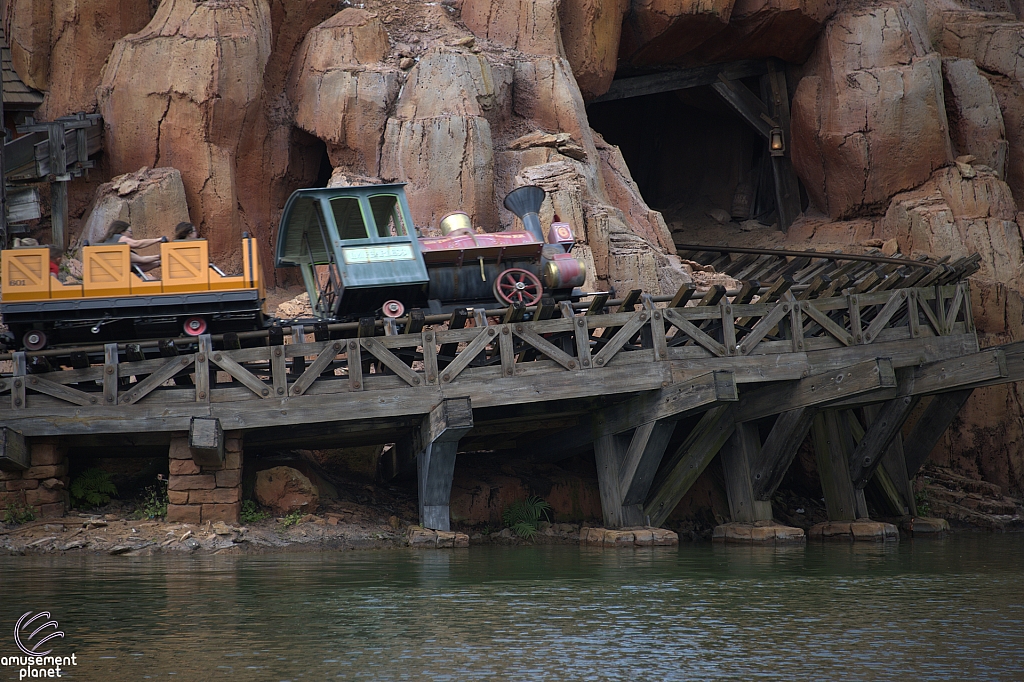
810 411 862 521
411 398 473 531
751 408 816 501
720 422 773 523
595 419 677 528
166 428 243 525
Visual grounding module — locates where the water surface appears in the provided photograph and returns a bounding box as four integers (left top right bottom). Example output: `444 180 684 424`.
0 535 1021 680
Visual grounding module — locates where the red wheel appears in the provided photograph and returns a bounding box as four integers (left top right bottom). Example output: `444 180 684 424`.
493 268 543 306
183 317 207 336
382 300 405 318
22 330 47 351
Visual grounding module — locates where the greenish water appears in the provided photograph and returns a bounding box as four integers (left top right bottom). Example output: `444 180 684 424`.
0 535 1022 680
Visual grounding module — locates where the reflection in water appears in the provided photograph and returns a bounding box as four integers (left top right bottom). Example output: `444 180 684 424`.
0 535 1022 680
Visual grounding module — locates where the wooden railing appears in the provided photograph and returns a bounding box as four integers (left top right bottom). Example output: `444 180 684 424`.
0 281 973 413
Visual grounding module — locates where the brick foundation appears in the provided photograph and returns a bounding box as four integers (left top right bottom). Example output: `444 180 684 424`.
166 432 242 524
0 439 70 519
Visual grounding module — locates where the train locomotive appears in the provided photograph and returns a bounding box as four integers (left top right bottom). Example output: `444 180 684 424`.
0 184 586 350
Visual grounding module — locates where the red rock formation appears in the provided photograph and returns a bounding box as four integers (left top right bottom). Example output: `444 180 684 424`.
619 0 735 67
942 57 1008 177
558 0 628 100
791 1 953 219
462 0 563 55
289 9 400 172
98 0 272 269
1 0 50 90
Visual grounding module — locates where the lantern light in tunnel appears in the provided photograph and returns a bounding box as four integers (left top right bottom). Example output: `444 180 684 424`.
769 127 785 157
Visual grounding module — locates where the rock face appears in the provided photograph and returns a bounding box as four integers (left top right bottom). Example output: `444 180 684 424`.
558 0 628 99
791 0 953 219
98 0 272 270
462 0 564 55
255 466 319 514
942 57 1008 177
381 47 504 231
619 0 736 67
80 167 191 246
289 10 399 172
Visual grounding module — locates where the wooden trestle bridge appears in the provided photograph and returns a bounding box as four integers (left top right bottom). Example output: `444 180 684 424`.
1 245 1020 530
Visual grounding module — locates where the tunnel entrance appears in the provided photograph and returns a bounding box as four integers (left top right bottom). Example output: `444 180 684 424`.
588 85 775 228
586 60 803 242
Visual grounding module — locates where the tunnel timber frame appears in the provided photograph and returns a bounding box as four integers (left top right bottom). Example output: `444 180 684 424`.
587 58 802 231
1 244 1019 532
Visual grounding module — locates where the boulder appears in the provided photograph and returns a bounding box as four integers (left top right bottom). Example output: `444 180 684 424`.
254 466 319 514
288 9 400 173
97 0 272 270
790 1 953 219
942 58 1008 179
618 0 735 67
686 0 837 65
462 0 564 56
558 0 629 100
79 167 191 247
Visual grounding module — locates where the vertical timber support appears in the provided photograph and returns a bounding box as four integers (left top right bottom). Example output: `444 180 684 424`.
763 59 802 231
849 397 919 488
811 411 860 521
167 426 243 524
414 398 473 531
595 420 678 529
720 422 773 522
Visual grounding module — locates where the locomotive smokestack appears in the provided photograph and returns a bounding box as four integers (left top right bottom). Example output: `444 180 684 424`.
503 185 546 242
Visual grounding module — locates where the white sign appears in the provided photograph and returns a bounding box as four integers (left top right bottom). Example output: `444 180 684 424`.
342 244 415 264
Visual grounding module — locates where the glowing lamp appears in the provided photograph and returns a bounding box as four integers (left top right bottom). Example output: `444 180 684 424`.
769 127 785 157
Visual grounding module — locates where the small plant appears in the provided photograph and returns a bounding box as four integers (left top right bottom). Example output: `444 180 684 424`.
3 502 36 525
70 468 117 509
240 500 269 524
501 496 551 540
280 510 304 527
915 490 931 516
133 475 168 519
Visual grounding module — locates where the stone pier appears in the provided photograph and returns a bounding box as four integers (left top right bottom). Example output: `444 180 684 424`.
166 430 242 524
0 436 70 518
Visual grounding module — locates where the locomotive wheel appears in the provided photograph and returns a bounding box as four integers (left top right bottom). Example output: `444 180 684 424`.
22 329 47 351
183 316 208 336
382 300 405 318
493 268 543 306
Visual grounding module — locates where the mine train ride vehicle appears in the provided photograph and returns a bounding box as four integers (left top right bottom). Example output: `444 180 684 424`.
0 184 587 351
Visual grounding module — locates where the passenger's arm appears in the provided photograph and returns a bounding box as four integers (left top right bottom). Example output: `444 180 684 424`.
119 235 167 249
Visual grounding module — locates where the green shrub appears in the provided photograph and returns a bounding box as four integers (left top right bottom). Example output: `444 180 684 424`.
280 510 304 527
133 476 168 519
240 500 269 524
70 468 117 509
915 490 931 516
3 503 36 525
501 496 551 540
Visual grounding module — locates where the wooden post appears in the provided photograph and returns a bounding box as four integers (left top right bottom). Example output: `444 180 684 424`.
763 59 802 231
903 389 974 477
103 343 118 406
810 411 858 521
720 421 772 522
189 417 224 467
415 398 473 530
595 433 633 528
751 407 815 500
0 428 29 471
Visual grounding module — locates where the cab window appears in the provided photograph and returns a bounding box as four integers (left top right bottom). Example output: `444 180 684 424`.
330 197 368 240
368 194 408 238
